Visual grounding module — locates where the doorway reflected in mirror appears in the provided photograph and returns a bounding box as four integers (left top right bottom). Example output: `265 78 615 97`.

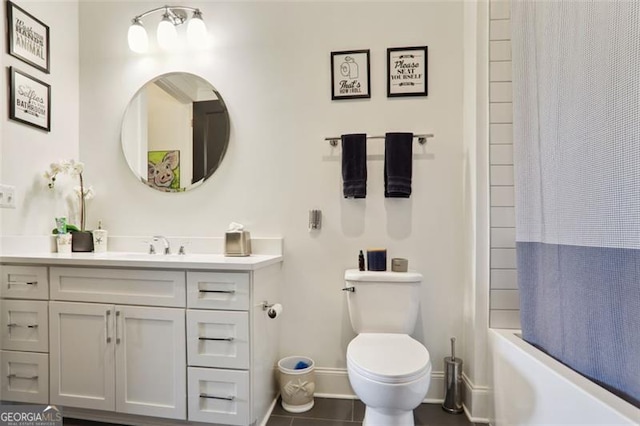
122 72 230 193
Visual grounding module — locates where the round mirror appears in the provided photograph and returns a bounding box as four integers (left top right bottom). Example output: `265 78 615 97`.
121 72 230 192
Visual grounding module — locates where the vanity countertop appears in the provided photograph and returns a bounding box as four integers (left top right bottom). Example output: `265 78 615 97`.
0 252 283 271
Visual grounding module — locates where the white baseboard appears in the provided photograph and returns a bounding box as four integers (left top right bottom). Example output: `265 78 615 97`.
259 397 279 426
314 367 355 398
462 372 491 423
313 367 446 403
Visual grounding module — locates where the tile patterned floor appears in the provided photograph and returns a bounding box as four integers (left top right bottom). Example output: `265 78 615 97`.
64 397 483 426
268 397 481 426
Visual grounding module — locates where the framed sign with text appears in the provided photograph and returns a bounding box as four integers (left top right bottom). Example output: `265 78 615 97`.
6 1 50 73
331 49 370 100
387 46 428 97
10 67 51 131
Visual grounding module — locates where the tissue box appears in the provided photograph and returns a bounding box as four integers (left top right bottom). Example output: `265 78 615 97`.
224 231 251 257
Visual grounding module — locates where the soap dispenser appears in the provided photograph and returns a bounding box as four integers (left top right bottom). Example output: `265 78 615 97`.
93 221 108 253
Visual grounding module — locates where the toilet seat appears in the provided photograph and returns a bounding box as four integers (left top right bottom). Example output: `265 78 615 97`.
347 333 431 384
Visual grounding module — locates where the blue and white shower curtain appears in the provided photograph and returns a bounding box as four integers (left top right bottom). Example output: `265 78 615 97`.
512 1 640 406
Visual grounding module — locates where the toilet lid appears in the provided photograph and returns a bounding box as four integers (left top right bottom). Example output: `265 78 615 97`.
347 333 431 384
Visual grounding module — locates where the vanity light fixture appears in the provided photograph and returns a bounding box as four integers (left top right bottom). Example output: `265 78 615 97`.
127 5 207 53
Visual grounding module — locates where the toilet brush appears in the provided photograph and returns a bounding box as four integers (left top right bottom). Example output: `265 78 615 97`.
442 337 463 414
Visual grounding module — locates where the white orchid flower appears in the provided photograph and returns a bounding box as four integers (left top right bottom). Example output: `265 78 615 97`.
50 162 63 174
44 158 95 231
74 185 94 200
85 186 95 200
72 162 84 175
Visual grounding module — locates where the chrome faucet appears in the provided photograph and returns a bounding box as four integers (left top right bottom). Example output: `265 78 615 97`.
153 235 171 255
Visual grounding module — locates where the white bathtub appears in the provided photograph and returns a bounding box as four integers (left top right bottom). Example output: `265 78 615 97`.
489 329 640 425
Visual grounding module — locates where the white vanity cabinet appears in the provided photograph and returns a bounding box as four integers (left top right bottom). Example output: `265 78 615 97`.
48 267 186 419
0 252 282 426
186 271 252 425
49 302 186 419
0 265 50 404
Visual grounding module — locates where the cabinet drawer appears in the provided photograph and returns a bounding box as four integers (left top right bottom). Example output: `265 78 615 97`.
187 272 249 310
50 267 185 307
187 367 249 425
1 300 48 352
0 350 48 404
187 310 249 369
1 265 48 300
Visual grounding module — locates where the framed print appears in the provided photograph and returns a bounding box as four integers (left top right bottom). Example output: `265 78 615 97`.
6 1 50 73
331 49 370 100
148 150 181 191
387 46 428 97
9 67 51 131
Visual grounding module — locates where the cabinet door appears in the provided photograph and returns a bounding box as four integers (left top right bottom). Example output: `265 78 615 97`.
50 267 186 307
187 309 249 369
1 265 49 300
49 301 115 411
115 305 186 420
187 272 249 310
1 300 48 352
188 367 250 425
0 350 48 404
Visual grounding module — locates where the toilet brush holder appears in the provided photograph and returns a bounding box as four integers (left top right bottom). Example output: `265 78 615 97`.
442 337 464 414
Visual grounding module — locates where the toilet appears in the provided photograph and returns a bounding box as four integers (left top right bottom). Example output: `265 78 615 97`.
344 269 431 426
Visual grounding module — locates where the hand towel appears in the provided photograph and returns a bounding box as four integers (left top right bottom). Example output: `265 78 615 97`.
342 133 367 198
385 132 413 198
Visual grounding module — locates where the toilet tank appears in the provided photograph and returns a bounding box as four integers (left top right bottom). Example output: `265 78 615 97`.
344 269 422 334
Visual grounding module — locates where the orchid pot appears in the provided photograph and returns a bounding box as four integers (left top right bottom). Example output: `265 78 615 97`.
71 231 94 252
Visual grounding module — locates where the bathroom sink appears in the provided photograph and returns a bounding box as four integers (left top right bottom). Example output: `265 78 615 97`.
107 252 222 262
118 253 184 259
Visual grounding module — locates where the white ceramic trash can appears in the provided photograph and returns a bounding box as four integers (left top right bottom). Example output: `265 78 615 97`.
278 356 315 413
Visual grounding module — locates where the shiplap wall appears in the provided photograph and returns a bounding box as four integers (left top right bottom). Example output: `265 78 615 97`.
489 0 520 329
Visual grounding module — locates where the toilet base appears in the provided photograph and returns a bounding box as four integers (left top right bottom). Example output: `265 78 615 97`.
363 406 414 426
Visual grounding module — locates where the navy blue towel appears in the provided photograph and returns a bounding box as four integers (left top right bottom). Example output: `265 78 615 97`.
342 133 367 198
385 132 413 198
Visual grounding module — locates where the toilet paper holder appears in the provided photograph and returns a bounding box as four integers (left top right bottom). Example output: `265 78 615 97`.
261 301 283 319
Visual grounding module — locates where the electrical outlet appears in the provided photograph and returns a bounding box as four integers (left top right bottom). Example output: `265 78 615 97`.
0 184 16 209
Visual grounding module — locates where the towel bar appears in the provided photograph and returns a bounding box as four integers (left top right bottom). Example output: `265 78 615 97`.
325 133 434 147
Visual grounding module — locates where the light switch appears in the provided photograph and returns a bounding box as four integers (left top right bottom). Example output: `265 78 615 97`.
0 184 16 209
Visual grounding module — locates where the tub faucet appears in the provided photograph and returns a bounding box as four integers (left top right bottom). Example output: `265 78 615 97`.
153 235 171 255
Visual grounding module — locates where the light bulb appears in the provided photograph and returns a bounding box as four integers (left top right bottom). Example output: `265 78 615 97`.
157 14 177 50
187 11 207 47
127 19 148 53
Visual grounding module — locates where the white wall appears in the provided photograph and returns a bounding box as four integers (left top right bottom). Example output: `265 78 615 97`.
1 0 79 245
461 0 491 421
77 0 468 382
0 0 496 416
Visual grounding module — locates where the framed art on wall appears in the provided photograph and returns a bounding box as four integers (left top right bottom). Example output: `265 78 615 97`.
331 49 371 100
6 1 50 73
387 46 428 97
9 67 51 132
